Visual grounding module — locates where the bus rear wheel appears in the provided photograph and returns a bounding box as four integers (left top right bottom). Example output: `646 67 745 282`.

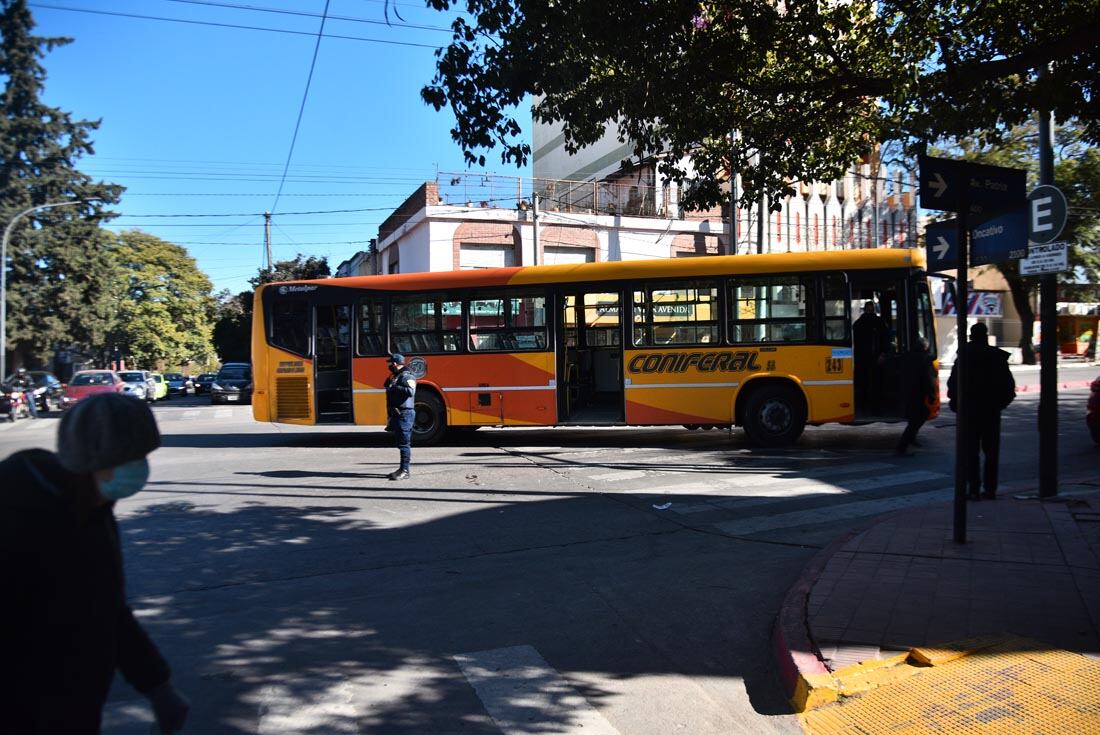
412 392 447 446
742 384 806 448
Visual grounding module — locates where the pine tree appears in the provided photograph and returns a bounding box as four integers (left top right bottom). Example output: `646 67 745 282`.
0 0 123 369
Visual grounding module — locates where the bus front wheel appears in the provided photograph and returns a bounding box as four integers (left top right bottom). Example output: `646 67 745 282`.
413 392 447 446
742 385 806 448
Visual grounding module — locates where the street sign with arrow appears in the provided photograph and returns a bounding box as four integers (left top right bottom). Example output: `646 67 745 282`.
925 220 958 270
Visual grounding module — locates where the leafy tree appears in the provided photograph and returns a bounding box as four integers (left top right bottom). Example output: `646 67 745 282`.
421 0 1100 209
937 122 1100 362
1 0 123 368
250 254 331 288
212 254 331 362
104 230 216 368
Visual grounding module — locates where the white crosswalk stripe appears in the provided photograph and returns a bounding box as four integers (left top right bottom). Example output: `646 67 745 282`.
671 470 948 514
713 487 952 536
456 645 621 735
714 461 898 487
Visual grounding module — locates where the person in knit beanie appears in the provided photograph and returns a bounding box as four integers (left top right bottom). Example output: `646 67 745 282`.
0 392 189 733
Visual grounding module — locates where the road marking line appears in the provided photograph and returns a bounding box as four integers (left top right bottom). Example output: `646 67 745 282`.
713 487 951 536
672 470 948 514
455 645 620 735
588 470 648 481
717 461 897 487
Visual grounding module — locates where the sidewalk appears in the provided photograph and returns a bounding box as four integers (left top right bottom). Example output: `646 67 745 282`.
937 358 1097 397
772 475 1100 730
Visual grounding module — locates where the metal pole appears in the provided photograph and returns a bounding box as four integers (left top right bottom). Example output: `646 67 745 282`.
532 193 540 266
954 201 970 543
264 211 273 270
1038 105 1058 498
2 200 85 379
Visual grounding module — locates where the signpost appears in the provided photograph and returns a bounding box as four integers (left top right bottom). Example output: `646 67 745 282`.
925 220 958 270
919 155 1027 544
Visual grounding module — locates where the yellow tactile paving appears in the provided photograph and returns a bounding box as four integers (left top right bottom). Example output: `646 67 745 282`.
801 637 1100 734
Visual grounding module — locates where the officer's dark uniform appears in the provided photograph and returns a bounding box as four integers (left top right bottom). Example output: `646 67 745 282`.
384 354 416 480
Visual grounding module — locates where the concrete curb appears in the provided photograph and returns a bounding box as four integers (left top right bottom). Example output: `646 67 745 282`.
771 528 863 712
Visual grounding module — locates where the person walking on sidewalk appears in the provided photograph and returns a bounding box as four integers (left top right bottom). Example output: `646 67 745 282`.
0 392 190 733
947 323 1016 500
384 353 417 481
896 337 937 455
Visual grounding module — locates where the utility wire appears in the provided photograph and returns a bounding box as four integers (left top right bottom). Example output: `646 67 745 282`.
29 3 441 49
159 0 453 33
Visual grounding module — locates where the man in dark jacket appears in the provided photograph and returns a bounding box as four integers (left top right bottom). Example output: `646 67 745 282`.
384 353 417 481
853 301 890 413
0 392 190 733
947 323 1016 500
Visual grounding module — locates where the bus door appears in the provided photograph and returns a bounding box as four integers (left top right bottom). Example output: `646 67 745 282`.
557 289 625 423
314 303 353 423
849 274 909 419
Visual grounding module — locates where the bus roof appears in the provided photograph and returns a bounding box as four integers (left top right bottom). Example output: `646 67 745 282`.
261 248 926 294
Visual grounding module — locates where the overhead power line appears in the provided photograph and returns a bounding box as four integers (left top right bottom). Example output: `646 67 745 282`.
159 0 453 33
29 3 442 49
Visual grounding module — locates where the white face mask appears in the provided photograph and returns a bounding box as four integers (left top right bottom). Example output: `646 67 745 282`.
98 458 150 500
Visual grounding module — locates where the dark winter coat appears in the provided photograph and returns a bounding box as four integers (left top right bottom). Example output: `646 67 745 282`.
0 449 170 734
947 341 1016 416
900 348 937 419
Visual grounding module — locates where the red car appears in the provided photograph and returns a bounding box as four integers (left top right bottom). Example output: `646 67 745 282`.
61 370 123 408
1088 374 1100 445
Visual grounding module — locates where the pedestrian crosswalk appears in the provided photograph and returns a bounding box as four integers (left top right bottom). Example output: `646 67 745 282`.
536 447 954 538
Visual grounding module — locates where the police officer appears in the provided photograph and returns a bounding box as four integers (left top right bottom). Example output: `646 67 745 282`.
384 353 416 481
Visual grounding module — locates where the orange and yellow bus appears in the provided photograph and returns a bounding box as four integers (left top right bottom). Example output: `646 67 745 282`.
251 248 938 446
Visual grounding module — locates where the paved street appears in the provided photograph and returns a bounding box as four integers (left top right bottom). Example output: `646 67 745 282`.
0 379 1095 734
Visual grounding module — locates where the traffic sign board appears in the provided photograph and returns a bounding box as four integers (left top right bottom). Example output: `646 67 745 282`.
1020 242 1068 275
970 207 1028 265
919 155 1027 212
1027 185 1067 244
925 220 958 270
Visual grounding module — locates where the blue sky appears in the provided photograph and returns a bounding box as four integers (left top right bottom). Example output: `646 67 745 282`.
30 0 532 294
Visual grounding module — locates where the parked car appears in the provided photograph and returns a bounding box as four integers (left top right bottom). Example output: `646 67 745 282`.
150 372 170 401
62 370 123 408
1088 374 1100 445
165 372 191 396
117 370 156 402
211 363 252 404
3 370 65 412
193 373 216 395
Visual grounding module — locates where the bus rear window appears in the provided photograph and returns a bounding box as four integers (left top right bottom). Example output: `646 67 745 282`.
270 300 310 356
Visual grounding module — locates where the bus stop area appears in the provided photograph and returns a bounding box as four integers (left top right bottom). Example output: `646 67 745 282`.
773 479 1100 733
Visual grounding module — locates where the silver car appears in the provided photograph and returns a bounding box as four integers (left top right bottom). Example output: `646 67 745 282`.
116 370 156 402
